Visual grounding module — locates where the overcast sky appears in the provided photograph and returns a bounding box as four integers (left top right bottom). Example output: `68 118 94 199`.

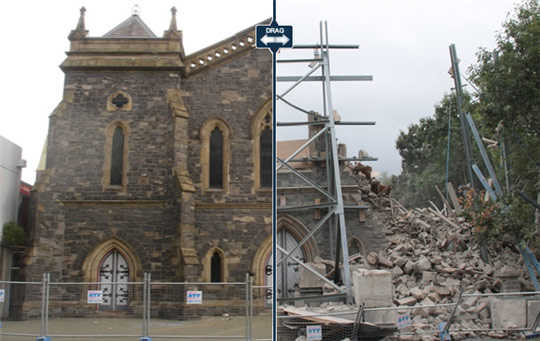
276 0 520 178
0 1 521 183
0 1 270 183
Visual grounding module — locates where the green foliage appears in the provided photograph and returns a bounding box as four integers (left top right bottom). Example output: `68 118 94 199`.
470 0 540 192
393 93 473 208
462 191 536 244
395 0 540 220
2 222 25 247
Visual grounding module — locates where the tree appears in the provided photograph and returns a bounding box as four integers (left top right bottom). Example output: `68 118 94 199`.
393 93 474 208
2 222 25 247
395 0 540 213
470 0 540 198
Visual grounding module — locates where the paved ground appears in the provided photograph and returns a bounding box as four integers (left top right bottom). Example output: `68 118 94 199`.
0 314 272 340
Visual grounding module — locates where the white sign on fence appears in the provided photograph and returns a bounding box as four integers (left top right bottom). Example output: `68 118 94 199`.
306 325 322 341
0 289 5 303
397 313 412 329
186 290 203 304
87 290 103 304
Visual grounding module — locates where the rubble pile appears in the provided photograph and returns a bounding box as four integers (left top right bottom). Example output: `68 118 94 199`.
359 204 529 339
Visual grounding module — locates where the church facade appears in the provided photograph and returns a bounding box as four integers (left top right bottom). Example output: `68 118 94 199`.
26 8 272 311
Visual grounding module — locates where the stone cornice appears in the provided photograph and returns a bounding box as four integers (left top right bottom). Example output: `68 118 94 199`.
184 18 271 77
60 200 167 207
195 201 271 209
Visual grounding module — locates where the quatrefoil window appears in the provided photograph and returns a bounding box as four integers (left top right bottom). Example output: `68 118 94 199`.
112 93 129 109
107 91 132 112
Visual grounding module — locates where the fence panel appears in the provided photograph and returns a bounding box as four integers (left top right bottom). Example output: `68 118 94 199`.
0 275 273 340
0 281 43 338
47 281 144 337
252 285 272 341
148 282 249 339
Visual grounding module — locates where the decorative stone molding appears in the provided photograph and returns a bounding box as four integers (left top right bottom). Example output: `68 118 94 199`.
200 118 231 193
195 201 271 209
184 19 270 77
251 215 318 286
167 89 189 118
81 238 142 282
60 200 166 207
68 7 89 41
174 167 196 193
202 247 228 282
251 234 272 286
107 91 132 112
102 121 130 192
277 215 319 262
251 99 272 192
181 248 200 265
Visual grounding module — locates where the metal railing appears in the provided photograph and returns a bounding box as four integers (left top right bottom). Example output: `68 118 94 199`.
276 290 540 340
0 273 271 340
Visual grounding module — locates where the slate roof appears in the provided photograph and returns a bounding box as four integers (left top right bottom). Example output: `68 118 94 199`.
103 14 157 38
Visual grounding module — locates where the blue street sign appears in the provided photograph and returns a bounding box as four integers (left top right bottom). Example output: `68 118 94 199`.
256 21 293 52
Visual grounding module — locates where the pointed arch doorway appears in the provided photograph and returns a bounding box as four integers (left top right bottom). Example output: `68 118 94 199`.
99 249 129 309
270 229 307 298
82 239 141 312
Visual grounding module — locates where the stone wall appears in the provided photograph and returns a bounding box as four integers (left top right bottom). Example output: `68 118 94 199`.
26 70 180 283
183 48 272 282
277 163 389 262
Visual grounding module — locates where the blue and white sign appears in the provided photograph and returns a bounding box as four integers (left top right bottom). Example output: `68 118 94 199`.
256 21 293 52
397 313 412 329
87 290 103 304
0 289 5 303
186 290 203 304
306 325 322 341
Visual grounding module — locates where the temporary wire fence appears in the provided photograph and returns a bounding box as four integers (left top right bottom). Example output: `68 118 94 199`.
0 273 270 340
277 290 540 340
251 285 272 341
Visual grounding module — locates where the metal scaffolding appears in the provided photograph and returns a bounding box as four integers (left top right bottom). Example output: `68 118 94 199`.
276 21 375 304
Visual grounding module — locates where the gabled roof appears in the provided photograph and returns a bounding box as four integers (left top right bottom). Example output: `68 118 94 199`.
103 14 157 38
277 140 312 170
184 18 271 77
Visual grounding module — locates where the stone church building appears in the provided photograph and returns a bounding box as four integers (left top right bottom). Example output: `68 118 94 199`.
26 8 272 310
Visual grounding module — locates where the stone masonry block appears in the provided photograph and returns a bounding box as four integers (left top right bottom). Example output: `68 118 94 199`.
527 300 540 329
490 298 526 329
364 309 397 325
299 262 326 288
353 268 393 308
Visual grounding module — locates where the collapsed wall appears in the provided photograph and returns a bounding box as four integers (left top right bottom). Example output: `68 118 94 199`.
282 176 536 340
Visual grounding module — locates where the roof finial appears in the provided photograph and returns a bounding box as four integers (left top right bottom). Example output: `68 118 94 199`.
163 6 182 42
169 6 178 31
133 3 140 16
68 6 89 40
77 6 86 30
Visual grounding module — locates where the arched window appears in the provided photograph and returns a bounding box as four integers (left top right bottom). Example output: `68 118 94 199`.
210 251 222 282
200 119 230 192
104 122 129 191
260 120 272 188
251 100 272 191
203 247 227 282
110 127 125 185
209 127 223 188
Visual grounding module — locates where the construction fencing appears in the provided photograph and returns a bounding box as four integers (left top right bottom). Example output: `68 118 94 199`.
0 273 271 340
277 290 540 340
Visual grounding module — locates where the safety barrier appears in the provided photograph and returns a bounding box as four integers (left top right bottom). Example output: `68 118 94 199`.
277 290 540 340
0 273 271 340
